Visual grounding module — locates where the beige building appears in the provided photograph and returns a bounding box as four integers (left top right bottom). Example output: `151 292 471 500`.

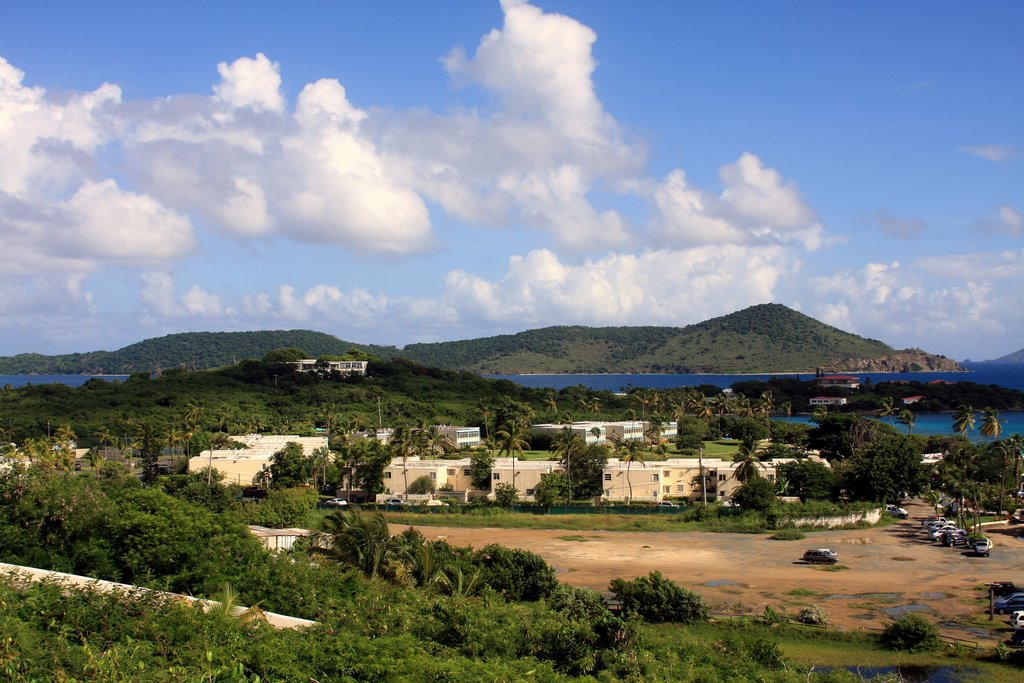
291 359 368 375
188 434 328 486
600 456 811 503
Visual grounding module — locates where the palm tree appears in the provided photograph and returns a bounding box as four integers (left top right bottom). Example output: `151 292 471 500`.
389 426 415 497
733 435 765 483
711 394 731 432
980 407 1003 442
878 397 897 426
622 440 643 505
898 409 916 434
477 401 492 440
757 391 774 437
811 404 829 422
952 404 975 438
553 427 582 503
495 422 529 496
924 487 943 517
543 393 559 422
310 510 400 579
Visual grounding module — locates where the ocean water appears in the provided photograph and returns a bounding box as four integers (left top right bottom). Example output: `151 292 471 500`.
0 374 128 389
485 362 1024 392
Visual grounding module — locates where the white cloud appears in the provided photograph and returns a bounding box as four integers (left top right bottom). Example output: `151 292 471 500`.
647 154 824 250
213 53 285 114
141 272 226 318
959 144 1018 162
806 255 1024 357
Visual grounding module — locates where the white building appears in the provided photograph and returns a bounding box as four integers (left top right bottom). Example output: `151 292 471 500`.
291 359 368 375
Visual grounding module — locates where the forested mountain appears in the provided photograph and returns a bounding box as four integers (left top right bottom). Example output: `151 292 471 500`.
0 304 961 375
0 330 398 375
400 304 962 374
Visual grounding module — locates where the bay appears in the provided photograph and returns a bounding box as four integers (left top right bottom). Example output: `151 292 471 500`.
485 362 1024 393
0 374 128 389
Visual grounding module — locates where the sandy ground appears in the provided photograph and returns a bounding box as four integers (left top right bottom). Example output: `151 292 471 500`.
399 500 1024 643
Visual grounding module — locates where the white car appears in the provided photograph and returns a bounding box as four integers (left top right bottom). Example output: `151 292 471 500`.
885 504 908 519
322 497 349 507
1011 610 1024 629
974 538 993 556
922 516 949 528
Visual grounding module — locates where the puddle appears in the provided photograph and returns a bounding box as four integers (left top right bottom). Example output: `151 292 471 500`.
820 665 978 682
938 621 992 639
826 592 900 601
704 579 741 587
918 592 949 599
880 603 934 617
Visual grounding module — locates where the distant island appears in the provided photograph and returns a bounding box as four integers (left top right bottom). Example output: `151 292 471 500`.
0 303 963 376
988 347 1024 363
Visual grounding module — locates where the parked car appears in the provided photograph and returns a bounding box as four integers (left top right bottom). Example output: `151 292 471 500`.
939 529 968 546
885 504 908 519
974 538 993 556
994 597 1024 614
384 498 405 506
322 498 349 507
1010 610 1024 629
802 549 839 564
928 524 959 540
1007 629 1024 647
658 501 680 508
994 592 1024 605
922 516 949 528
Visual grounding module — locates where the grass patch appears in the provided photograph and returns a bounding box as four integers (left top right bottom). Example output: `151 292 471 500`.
815 564 851 572
771 528 806 541
557 534 591 542
890 556 916 561
786 588 819 597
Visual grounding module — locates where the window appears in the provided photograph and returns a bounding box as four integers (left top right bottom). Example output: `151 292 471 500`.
664 470 671 478
651 474 659 482
526 488 534 496
651 490 659 497
719 491 727 497
663 486 670 494
718 474 727 482
463 469 471 476
447 468 456 475
492 472 501 481
604 473 612 481
429 472 436 480
385 472 392 479
767 475 775 482
677 484 687 492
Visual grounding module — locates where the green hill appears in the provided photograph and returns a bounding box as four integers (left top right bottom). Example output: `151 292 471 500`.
0 304 961 375
0 330 398 375
399 304 957 373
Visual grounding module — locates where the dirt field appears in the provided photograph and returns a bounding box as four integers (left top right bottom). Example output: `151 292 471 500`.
400 500 1024 643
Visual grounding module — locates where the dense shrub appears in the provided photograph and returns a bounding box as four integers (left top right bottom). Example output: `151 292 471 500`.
407 475 436 494
474 544 557 601
609 571 709 624
237 486 319 527
880 614 940 652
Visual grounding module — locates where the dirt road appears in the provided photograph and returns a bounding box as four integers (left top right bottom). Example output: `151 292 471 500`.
401 501 1024 641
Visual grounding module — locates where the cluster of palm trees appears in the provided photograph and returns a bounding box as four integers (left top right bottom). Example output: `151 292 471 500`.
309 510 482 596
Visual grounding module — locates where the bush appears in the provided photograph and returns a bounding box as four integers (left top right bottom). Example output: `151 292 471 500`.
547 584 609 620
796 605 829 625
407 475 436 495
609 571 709 624
770 527 805 541
880 614 940 652
474 544 557 601
493 482 518 507
732 477 777 513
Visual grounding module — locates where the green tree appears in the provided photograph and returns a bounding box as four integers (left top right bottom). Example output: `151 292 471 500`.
533 471 571 506
473 543 557 601
493 482 518 507
880 614 940 652
898 409 916 434
732 477 777 513
980 407 1003 442
468 450 494 490
841 434 925 503
776 459 836 502
269 441 311 489
564 444 609 498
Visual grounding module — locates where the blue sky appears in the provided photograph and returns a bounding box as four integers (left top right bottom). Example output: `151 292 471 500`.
0 0 1021 360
